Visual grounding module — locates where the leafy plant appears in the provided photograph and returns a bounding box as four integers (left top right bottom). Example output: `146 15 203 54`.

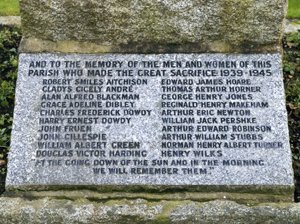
0 27 21 186
283 30 300 170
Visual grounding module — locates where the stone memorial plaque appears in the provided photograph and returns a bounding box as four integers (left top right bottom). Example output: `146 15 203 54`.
6 53 293 190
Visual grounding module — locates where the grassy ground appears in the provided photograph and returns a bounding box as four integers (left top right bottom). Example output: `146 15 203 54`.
288 0 300 19
0 0 19 16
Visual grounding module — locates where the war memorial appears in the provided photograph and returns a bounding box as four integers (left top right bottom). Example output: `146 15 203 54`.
1 0 300 223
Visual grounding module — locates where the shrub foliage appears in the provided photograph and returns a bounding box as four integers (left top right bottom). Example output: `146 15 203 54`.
283 31 300 170
0 26 21 186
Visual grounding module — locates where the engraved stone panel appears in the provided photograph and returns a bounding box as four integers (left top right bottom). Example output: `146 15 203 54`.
6 53 293 190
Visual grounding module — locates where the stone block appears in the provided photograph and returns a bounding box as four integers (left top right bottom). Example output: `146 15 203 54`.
19 0 287 53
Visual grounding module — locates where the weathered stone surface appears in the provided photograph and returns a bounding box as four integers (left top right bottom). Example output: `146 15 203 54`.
0 198 299 224
2 189 295 204
19 0 287 53
6 53 293 200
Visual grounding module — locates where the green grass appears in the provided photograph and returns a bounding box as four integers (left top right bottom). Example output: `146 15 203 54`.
288 0 300 19
0 0 20 16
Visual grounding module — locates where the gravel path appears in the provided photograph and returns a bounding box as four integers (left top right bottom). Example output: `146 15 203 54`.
0 16 21 27
285 19 300 33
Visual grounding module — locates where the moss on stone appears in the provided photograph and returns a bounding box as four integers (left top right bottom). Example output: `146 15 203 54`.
18 0 286 53
4 184 294 204
1 198 300 223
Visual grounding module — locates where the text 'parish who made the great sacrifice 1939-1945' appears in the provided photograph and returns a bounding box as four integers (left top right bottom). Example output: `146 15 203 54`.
5 53 293 188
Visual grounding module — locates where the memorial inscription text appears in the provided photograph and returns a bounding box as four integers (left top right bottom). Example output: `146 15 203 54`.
10 54 291 185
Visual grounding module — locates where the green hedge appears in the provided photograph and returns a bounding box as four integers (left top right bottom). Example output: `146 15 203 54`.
283 31 300 171
0 26 21 190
